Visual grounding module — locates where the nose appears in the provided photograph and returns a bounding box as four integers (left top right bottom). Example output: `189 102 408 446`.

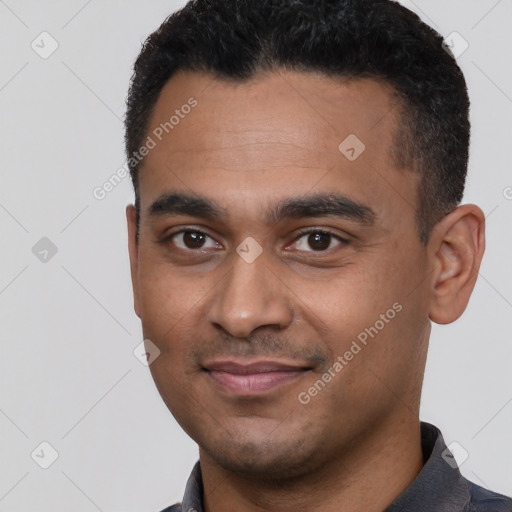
207 243 294 339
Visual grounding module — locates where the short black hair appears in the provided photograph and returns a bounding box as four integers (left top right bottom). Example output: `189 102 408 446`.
125 0 470 244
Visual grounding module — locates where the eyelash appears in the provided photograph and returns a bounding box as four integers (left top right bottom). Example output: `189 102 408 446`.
163 227 349 253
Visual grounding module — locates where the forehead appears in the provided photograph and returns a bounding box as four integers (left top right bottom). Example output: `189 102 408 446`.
138 70 417 230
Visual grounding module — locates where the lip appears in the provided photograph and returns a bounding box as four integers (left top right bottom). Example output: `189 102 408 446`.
203 359 311 395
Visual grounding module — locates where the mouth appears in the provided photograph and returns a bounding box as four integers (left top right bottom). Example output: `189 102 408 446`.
202 359 312 396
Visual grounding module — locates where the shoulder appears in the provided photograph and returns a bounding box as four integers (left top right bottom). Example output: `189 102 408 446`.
466 480 512 511
157 503 182 512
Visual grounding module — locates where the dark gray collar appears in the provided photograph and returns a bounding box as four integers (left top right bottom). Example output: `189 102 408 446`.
180 422 470 512
384 422 470 511
180 457 203 512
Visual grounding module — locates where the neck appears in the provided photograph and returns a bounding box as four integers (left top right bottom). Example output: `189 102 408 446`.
200 415 424 512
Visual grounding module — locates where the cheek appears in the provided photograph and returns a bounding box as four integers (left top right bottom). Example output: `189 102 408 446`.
295 255 424 383
137 257 200 353
294 265 391 338
300 305 426 438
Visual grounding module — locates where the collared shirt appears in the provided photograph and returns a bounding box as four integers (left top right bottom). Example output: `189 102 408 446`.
160 422 512 512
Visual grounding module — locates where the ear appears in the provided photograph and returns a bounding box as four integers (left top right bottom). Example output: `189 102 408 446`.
126 204 141 319
428 204 485 324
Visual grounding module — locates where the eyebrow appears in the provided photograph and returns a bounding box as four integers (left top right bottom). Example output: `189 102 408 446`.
148 191 375 226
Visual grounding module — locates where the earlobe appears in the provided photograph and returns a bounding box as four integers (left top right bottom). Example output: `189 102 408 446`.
428 204 485 325
126 204 141 319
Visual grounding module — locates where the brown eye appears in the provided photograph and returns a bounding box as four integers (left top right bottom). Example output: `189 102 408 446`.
183 231 206 248
170 230 220 250
293 230 347 252
307 232 331 251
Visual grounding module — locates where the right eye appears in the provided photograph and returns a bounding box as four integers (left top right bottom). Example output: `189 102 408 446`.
166 229 222 251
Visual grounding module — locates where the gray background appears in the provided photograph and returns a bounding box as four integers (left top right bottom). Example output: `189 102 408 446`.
0 1 510 510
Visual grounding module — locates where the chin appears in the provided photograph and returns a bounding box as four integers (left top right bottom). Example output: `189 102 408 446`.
197 418 323 480
207 441 314 479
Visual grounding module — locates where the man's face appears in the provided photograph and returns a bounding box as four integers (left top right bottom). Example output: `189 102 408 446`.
128 70 433 478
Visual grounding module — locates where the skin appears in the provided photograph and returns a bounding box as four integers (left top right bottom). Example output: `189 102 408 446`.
126 70 485 512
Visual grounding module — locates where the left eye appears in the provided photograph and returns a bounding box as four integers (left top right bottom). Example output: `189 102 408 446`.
293 230 346 252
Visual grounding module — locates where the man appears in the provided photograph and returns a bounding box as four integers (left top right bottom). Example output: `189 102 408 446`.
124 0 512 510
